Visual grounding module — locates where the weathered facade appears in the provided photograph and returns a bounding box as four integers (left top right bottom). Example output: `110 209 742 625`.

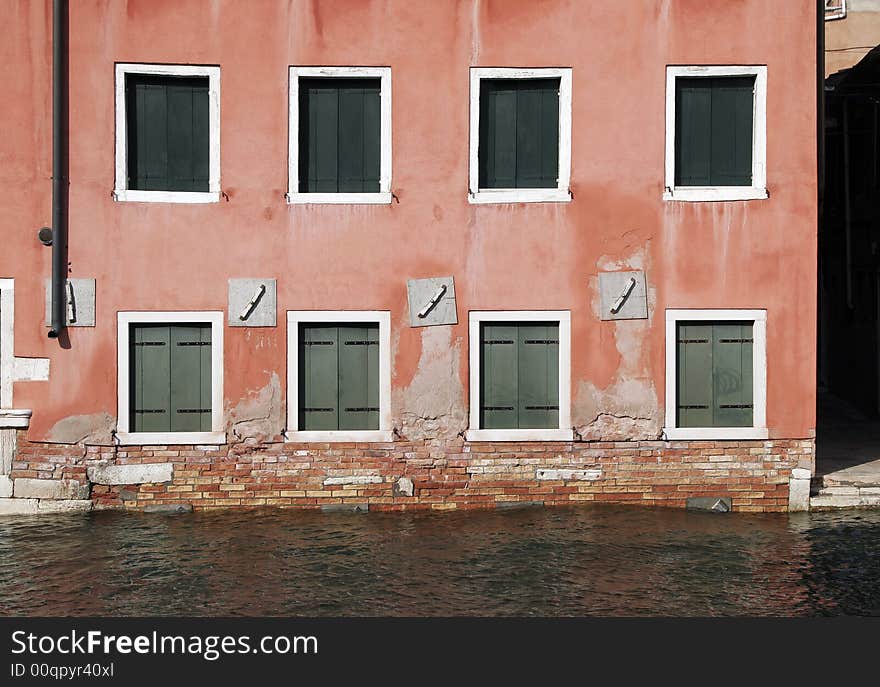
0 0 818 514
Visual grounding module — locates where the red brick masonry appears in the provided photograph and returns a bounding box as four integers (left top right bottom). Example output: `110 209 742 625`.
11 431 814 512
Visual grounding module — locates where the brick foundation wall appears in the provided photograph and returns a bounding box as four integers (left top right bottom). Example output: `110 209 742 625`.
10 430 814 513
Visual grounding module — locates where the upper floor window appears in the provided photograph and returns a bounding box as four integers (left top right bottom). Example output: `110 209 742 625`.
469 68 572 204
664 66 767 202
287 67 392 204
114 64 221 204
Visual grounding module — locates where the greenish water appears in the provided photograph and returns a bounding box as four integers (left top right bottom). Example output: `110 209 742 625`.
0 505 878 616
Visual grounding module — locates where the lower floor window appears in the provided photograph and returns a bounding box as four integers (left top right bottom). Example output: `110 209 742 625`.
676 321 753 428
298 323 380 431
664 309 767 440
480 322 559 429
130 324 212 432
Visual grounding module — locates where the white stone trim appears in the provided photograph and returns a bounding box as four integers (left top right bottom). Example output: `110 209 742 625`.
0 279 14 408
664 65 768 202
286 310 392 443
467 310 573 442
114 63 221 204
468 67 573 205
287 66 392 204
116 311 225 445
663 308 768 441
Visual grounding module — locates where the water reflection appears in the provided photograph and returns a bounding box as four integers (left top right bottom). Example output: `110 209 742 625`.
0 506 878 616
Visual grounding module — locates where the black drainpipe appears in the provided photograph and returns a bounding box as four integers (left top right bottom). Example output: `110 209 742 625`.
48 0 67 339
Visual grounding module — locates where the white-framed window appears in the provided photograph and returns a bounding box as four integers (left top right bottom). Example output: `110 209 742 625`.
467 310 572 442
113 63 221 204
286 310 392 442
287 67 392 205
664 309 768 441
116 311 225 445
664 65 768 202
468 67 573 204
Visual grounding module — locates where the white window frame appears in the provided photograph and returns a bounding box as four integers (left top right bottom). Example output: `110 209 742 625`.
468 67 573 204
467 310 573 442
0 279 15 410
286 310 392 443
113 63 221 204
287 67 392 205
116 311 225 445
664 65 768 202
664 308 768 441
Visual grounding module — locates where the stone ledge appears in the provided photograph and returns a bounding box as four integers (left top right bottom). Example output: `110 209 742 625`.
536 468 602 481
323 475 383 486
0 498 92 515
14 478 89 500
87 463 173 485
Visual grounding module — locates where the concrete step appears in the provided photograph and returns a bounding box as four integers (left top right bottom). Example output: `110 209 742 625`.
810 485 880 510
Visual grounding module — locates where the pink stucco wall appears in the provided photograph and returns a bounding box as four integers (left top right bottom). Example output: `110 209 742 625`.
0 0 817 442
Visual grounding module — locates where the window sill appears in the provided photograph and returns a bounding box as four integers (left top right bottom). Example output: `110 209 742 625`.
662 187 768 202
113 190 221 204
465 428 574 443
115 431 226 446
468 188 572 204
285 430 394 443
0 408 32 429
285 192 392 205
662 427 769 441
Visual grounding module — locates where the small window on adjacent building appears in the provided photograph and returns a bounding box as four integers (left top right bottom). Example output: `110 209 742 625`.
298 323 380 431
467 311 572 442
288 68 392 204
114 64 220 203
664 309 767 440
117 312 224 445
469 68 572 204
286 311 392 442
665 66 767 202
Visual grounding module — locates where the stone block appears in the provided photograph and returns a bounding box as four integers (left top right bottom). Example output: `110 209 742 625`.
321 503 369 513
44 278 96 327
406 276 457 327
323 475 382 486
37 500 93 513
228 279 276 327
0 498 39 515
87 463 173 485
13 478 89 500
598 270 648 321
685 496 732 513
788 475 811 512
0 475 12 498
144 503 192 514
536 468 602 481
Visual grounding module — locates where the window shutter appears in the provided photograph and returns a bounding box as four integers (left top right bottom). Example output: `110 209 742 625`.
675 79 713 186
299 78 381 193
517 323 559 429
166 80 209 192
481 83 518 189
337 324 380 431
710 77 754 186
480 323 519 429
712 322 754 427
130 81 169 191
130 325 171 432
676 323 713 428
169 325 212 432
299 325 340 431
515 81 559 189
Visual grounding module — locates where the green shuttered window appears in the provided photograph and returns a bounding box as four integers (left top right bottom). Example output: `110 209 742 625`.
480 322 559 429
478 79 560 189
125 74 210 192
676 322 754 428
130 324 212 432
298 324 380 431
675 76 754 187
298 78 381 193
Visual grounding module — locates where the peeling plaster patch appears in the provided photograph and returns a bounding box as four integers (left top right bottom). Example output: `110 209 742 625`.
576 246 662 441
47 412 116 445
394 326 467 441
225 372 283 442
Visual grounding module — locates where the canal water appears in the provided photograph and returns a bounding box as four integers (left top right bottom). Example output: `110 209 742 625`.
1 506 878 616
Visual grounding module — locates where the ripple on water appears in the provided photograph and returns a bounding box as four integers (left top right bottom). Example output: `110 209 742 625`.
0 506 879 616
